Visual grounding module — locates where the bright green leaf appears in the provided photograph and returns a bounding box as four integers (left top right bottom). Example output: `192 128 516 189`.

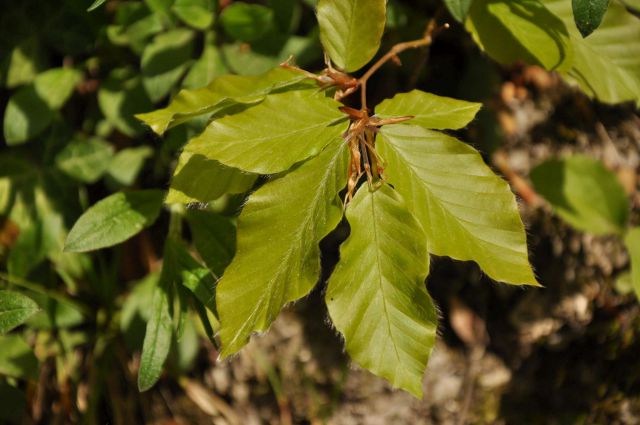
375 90 482 130
55 137 114 183
445 0 473 22
572 0 609 37
466 0 573 71
138 265 173 391
172 0 214 30
378 124 537 286
327 184 437 398
217 140 348 357
106 146 154 187
185 210 236 276
0 291 40 335
220 3 274 42
625 228 640 301
33 68 82 110
166 151 257 204
185 89 347 174
136 67 308 135
141 29 195 103
0 335 38 380
317 0 386 72
5 38 46 88
65 190 164 252
316 0 386 72
542 0 640 106
530 156 629 235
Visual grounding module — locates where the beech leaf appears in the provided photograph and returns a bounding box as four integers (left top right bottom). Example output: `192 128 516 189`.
217 140 348 357
327 184 437 398
378 124 537 286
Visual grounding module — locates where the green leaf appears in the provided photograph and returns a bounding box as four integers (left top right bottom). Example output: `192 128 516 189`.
378 124 537 286
166 238 218 315
106 146 154 187
542 0 640 106
327 184 437 398
572 0 609 37
530 156 629 235
625 228 640 301
0 335 39 380
65 190 164 252
375 90 482 130
5 38 46 88
3 68 82 145
445 0 473 22
184 89 347 174
138 264 173 391
141 29 195 103
54 137 115 184
98 72 153 137
466 0 573 71
219 3 274 42
88 0 107 11
182 43 228 89
166 151 257 204
217 140 348 357
0 291 40 335
185 210 236 276
136 67 307 135
317 0 386 72
172 0 214 30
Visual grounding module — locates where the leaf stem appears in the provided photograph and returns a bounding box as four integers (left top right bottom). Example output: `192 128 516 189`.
359 18 448 111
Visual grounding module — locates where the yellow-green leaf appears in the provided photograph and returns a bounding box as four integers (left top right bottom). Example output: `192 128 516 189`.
327 184 437 398
0 291 40 335
136 67 308 135
375 90 482 130
184 90 348 174
378 124 537 286
217 140 348 357
166 151 257 204
317 0 386 72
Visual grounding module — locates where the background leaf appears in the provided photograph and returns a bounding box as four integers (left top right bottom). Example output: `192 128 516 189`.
379 124 537 286
0 335 39 380
65 190 164 252
185 210 236 276
3 68 81 145
0 291 40 335
572 0 610 37
625 228 640 301
327 184 437 398
184 89 347 174
542 0 640 106
54 137 114 184
466 0 573 71
220 3 274 42
141 29 195 102
317 0 387 72
217 140 348 357
530 156 629 235
138 265 173 391
172 0 214 30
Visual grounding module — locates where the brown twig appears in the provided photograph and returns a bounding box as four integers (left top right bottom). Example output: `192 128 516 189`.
359 19 448 111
